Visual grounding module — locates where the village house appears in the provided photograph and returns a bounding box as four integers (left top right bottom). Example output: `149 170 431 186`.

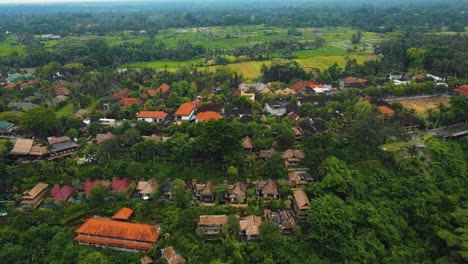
242 136 254 152
378 106 395 116
75 217 160 252
21 182 49 208
224 182 247 204
161 180 178 200
137 180 158 200
288 112 300 121
239 83 268 101
118 98 142 106
84 117 117 127
264 209 297 235
50 184 75 202
239 215 263 241
111 177 131 193
292 189 311 220
339 77 368 90
82 178 107 197
140 256 154 264
282 149 305 169
136 111 168 123
292 127 303 140
195 111 222 122
288 171 315 188
192 180 215 203
174 103 195 124
161 246 186 264
112 207 134 221
10 138 49 160
264 100 287 116
47 136 79 161
94 132 117 144
255 179 279 200
259 148 277 160
197 215 229 236
0 121 15 138
155 83 171 94
453 85 468 96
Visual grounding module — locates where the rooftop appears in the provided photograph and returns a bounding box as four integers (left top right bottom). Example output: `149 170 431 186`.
136 111 168 119
174 103 195 116
199 215 228 226
76 218 159 243
112 207 134 220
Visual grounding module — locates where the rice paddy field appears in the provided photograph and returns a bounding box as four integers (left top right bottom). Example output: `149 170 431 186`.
1 25 386 78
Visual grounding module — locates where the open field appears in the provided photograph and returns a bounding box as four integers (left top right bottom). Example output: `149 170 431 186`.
390 96 450 115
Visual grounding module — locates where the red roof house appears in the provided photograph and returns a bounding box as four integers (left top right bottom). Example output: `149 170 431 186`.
195 111 222 122
112 207 134 220
136 111 168 122
112 88 132 99
454 85 468 96
82 178 106 195
75 218 159 251
174 103 195 123
50 184 75 201
155 83 170 94
378 106 395 115
118 98 142 106
5 83 17 89
111 177 131 193
288 112 300 121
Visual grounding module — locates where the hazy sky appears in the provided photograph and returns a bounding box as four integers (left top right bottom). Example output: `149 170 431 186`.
0 0 128 3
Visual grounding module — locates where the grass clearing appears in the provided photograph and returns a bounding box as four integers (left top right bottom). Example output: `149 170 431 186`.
56 103 74 117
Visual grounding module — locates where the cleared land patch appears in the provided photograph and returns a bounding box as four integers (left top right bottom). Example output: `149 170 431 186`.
390 96 450 115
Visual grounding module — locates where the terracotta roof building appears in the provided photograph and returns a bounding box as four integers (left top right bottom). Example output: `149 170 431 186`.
198 215 229 235
136 111 168 123
21 182 49 207
118 98 142 106
112 177 131 193
259 148 277 159
82 178 106 195
339 77 367 90
112 207 134 220
75 218 159 252
174 103 195 123
161 246 186 264
239 215 263 241
454 85 468 96
50 184 75 201
378 106 395 115
195 111 222 122
155 83 170 94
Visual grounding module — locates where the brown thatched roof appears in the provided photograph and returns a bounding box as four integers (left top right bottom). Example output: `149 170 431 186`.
161 246 186 264
23 182 49 199
239 215 263 236
199 215 228 226
257 179 279 195
242 136 253 149
282 149 305 160
10 138 33 155
293 189 311 210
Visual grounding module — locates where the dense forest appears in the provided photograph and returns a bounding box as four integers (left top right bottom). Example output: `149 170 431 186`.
0 1 467 264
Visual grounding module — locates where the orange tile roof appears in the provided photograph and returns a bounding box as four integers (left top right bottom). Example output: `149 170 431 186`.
5 83 17 89
118 98 142 105
174 103 195 116
112 207 134 220
76 218 159 243
75 235 153 251
342 77 367 84
454 85 468 96
137 111 168 119
155 83 170 94
196 111 221 122
378 106 395 115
